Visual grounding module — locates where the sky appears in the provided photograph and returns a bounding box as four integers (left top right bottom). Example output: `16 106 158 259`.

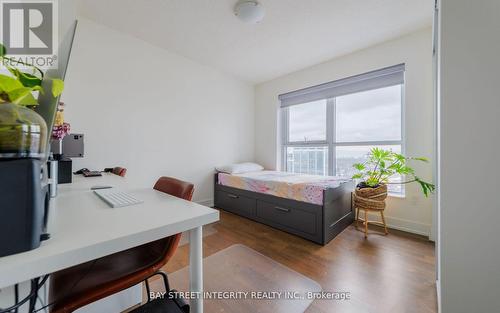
288 85 402 143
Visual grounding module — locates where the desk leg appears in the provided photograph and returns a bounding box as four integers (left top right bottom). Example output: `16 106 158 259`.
189 226 203 313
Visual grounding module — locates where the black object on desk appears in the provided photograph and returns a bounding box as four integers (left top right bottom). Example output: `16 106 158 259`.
83 171 102 177
74 168 88 174
48 157 73 184
0 159 49 257
74 168 102 177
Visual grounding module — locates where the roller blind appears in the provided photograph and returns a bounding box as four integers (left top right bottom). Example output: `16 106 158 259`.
279 64 405 108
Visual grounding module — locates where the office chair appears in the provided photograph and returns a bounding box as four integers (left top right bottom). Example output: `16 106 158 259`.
112 167 127 177
48 177 194 313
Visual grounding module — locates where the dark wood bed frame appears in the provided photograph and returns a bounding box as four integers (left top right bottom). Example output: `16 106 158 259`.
213 174 355 245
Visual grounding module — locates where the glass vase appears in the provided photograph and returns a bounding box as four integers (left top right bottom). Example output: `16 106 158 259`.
0 102 48 159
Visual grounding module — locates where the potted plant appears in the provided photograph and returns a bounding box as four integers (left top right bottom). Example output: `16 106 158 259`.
351 148 435 209
0 43 64 158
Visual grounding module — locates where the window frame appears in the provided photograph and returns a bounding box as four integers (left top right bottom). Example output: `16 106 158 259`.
281 84 406 195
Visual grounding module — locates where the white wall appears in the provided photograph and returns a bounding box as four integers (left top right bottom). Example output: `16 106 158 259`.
438 0 500 312
255 28 435 237
58 0 77 41
62 18 254 204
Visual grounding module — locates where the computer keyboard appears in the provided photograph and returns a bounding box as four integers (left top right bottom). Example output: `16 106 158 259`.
94 188 143 208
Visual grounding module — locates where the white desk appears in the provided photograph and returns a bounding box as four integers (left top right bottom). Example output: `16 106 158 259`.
0 174 219 313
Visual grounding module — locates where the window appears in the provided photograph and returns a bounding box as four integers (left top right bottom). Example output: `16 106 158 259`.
288 100 326 142
335 86 402 143
280 64 405 195
286 146 328 176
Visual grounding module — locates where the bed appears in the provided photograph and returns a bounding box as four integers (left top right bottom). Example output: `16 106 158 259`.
214 170 355 245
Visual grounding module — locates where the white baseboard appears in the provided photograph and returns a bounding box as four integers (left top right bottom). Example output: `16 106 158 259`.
195 198 214 207
364 211 431 237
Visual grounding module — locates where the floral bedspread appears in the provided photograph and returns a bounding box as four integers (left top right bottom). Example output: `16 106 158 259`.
217 171 350 205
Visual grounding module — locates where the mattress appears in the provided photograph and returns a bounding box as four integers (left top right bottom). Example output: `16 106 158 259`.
217 171 350 205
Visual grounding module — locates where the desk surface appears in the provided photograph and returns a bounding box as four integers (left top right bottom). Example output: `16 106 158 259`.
0 174 219 288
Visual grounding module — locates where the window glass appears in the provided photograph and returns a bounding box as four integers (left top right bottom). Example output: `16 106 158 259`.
282 76 405 195
286 146 328 176
335 145 403 194
335 85 402 142
288 100 327 142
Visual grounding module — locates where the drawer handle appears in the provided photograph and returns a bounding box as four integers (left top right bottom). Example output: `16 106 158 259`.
274 206 291 213
227 194 239 199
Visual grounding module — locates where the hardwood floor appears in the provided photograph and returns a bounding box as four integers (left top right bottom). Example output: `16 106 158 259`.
158 209 437 313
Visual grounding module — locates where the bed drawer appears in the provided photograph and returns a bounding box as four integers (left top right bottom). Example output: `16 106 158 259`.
215 190 256 218
256 200 318 236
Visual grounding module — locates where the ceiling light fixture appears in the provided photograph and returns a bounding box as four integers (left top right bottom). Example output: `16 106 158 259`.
234 1 265 24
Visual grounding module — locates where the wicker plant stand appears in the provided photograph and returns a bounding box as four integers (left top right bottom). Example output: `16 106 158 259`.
353 184 388 238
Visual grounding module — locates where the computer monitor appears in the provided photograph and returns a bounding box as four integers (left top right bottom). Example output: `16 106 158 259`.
35 20 78 162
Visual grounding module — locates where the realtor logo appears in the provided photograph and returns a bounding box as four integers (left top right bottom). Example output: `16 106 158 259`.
1 0 56 55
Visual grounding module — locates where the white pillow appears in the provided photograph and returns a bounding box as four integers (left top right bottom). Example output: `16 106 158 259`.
216 162 264 174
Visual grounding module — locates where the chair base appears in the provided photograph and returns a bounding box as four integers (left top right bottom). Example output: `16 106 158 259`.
132 271 189 313
129 297 186 313
355 207 389 238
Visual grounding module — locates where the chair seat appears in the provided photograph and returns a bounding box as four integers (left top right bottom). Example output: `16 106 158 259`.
50 238 174 312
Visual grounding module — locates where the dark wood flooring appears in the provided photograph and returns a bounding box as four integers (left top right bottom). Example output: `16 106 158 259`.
158 209 437 313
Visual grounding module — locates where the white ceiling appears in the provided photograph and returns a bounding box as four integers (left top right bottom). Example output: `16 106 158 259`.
77 0 433 84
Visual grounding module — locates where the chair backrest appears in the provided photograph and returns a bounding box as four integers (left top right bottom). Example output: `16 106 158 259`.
112 167 127 177
144 177 194 273
154 176 194 201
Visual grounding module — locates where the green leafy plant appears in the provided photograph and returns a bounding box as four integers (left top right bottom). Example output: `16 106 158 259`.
352 147 435 197
0 43 64 106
